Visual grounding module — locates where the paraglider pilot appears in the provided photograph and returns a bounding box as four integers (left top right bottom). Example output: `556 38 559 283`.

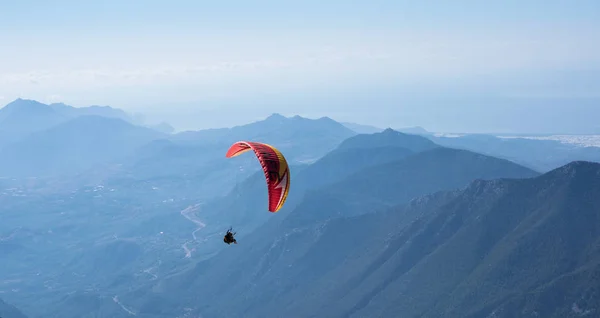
224 227 237 245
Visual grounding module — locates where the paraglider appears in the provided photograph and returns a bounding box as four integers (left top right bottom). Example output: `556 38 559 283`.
225 141 291 213
222 141 290 246
223 227 237 245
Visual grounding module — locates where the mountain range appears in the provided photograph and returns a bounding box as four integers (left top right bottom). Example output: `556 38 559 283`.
0 99 137 136
0 98 599 318
1 98 597 178
125 160 599 318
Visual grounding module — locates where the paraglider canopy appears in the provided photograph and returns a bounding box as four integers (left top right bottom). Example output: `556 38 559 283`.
225 141 290 212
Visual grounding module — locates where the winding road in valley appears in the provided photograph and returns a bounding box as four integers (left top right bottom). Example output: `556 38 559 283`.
180 204 206 258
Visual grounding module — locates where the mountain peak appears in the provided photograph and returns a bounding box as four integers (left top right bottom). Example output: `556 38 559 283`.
557 160 600 171
380 127 423 136
337 127 438 152
3 98 49 110
544 160 600 180
0 98 63 133
265 113 287 121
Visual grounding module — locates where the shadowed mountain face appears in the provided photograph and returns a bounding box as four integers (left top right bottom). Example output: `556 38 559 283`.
341 161 600 318
130 161 598 318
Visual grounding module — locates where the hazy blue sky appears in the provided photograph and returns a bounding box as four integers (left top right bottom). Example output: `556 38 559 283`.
1 0 599 133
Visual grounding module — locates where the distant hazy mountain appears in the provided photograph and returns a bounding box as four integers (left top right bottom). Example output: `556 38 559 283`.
49 102 133 123
51 103 176 133
0 99 144 141
143 160 598 318
337 128 438 153
0 298 28 318
431 133 600 172
0 115 165 177
0 98 67 136
173 113 356 163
